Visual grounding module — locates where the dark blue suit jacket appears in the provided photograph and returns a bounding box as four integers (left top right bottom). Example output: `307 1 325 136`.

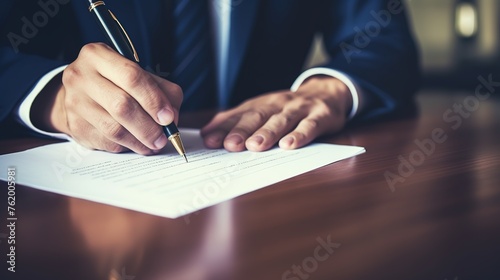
0 0 420 130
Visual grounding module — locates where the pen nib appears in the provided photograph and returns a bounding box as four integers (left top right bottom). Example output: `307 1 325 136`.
168 132 188 163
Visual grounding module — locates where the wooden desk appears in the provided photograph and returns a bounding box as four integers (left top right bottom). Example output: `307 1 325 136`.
1 91 499 280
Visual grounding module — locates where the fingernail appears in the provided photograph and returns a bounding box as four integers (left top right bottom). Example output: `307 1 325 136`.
280 136 294 148
157 107 174 125
226 134 244 145
248 135 264 146
154 134 168 149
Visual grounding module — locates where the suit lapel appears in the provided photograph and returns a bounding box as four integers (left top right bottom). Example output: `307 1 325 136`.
224 0 261 107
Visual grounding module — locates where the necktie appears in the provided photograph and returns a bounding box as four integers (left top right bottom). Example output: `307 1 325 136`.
169 0 216 111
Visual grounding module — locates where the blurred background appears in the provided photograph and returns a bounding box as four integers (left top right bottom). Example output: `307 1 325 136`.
307 0 500 91
407 0 499 89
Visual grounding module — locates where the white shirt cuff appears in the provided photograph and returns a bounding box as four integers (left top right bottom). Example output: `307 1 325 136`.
16 65 71 140
290 67 360 119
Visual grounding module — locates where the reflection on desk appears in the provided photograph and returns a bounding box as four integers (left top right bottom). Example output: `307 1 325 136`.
0 91 499 280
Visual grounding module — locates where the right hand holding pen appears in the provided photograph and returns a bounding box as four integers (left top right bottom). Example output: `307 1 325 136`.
39 43 183 155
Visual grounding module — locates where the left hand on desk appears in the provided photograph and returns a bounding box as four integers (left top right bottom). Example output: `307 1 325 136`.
200 76 353 152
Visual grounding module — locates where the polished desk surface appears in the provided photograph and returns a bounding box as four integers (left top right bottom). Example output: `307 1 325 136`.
0 91 499 280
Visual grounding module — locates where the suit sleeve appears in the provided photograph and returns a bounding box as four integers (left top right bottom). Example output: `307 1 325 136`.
0 1 69 127
318 0 421 121
0 47 66 125
291 67 361 119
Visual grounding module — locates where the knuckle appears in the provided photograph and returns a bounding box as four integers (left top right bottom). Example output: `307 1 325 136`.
231 127 250 137
267 91 286 103
247 110 267 123
273 113 293 125
283 91 295 101
79 43 102 58
122 63 144 88
97 117 113 131
105 121 128 141
111 94 136 118
289 97 311 111
303 118 320 130
260 127 277 139
294 131 308 141
316 100 333 115
62 66 80 87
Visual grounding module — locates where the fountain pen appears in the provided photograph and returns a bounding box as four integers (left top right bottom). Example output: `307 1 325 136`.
87 0 188 162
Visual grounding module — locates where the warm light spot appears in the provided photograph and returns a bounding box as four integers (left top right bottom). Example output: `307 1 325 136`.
455 3 478 38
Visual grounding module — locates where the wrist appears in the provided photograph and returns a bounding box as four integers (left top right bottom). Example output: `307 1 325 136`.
298 76 353 117
31 73 68 134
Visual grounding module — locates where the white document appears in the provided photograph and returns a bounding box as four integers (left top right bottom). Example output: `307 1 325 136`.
0 129 365 218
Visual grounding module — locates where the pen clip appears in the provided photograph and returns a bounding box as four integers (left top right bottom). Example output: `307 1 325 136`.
108 10 140 63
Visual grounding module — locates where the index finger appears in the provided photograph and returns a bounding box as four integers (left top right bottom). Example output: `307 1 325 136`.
80 43 179 126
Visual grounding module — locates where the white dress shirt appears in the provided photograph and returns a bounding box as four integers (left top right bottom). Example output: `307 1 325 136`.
17 0 359 138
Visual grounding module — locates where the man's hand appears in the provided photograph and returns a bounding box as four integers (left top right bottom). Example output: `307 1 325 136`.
201 76 353 152
32 43 183 155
